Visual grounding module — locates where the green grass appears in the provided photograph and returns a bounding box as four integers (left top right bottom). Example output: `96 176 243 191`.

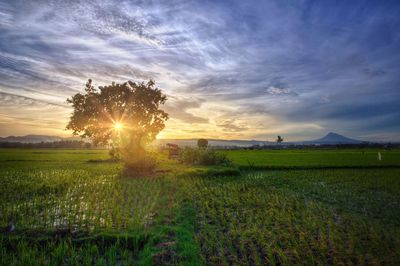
184 169 400 264
0 149 180 264
0 148 399 265
225 149 400 169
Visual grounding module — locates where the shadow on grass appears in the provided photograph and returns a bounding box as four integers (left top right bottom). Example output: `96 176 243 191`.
1 228 149 265
86 158 120 163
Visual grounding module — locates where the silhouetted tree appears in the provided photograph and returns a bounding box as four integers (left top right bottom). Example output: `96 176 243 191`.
66 79 168 171
197 138 208 148
276 135 284 144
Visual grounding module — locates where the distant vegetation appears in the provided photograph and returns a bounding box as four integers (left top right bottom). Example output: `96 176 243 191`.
179 146 231 166
175 139 231 166
197 138 208 148
238 142 400 150
0 140 92 149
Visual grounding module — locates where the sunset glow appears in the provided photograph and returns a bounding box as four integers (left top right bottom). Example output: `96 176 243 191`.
0 1 399 142
1 1 400 265
113 122 123 131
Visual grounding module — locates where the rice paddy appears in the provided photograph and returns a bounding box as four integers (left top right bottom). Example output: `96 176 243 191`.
1 148 399 265
225 149 400 169
186 169 400 265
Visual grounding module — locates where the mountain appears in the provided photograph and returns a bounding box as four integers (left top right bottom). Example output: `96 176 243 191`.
0 135 63 143
154 138 275 147
158 133 364 146
0 132 364 146
0 135 272 146
296 132 363 145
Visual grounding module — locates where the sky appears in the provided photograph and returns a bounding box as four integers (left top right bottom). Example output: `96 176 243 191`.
0 0 399 141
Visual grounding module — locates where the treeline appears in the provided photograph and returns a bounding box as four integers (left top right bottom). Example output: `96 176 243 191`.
215 143 400 150
0 140 93 149
246 143 400 150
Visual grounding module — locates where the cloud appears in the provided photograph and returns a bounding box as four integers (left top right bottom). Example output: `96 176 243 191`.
0 2 13 28
0 91 67 108
164 97 209 124
362 67 386 78
266 86 297 96
0 0 399 140
216 119 248 132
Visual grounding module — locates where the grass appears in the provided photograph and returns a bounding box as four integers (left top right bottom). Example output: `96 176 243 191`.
225 149 400 169
185 170 400 264
0 149 176 264
0 148 399 265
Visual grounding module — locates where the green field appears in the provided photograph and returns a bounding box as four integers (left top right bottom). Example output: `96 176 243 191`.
226 149 400 168
1 148 399 265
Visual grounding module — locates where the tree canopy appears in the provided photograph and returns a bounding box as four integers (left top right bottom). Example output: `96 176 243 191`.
66 79 168 168
197 138 208 148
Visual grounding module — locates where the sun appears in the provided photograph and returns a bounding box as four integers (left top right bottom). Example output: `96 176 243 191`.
113 122 123 130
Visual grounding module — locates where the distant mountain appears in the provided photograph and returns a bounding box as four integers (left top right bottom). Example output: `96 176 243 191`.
154 138 275 147
0 132 365 146
158 133 364 147
295 132 363 145
0 135 271 146
0 135 63 143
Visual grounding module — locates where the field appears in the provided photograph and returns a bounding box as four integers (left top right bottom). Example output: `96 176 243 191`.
1 148 399 265
227 149 400 168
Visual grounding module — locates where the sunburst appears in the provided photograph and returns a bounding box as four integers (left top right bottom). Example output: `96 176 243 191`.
113 122 124 130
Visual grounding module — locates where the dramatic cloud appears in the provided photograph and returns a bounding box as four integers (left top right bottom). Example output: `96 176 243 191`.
0 0 399 141
266 86 297 96
164 97 209 124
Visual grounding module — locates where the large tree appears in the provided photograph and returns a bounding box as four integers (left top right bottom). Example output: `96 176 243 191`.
66 79 168 169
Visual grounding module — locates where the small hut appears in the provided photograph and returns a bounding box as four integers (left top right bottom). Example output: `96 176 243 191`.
166 143 180 159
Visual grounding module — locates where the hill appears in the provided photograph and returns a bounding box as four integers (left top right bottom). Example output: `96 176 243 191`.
0 132 365 146
154 138 275 147
295 132 363 145
0 135 63 143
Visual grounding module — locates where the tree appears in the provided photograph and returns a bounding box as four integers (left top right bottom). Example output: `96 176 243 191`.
197 138 208 148
276 135 284 144
66 79 168 170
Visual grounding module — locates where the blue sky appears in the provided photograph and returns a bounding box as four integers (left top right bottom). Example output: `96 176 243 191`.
0 0 399 141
